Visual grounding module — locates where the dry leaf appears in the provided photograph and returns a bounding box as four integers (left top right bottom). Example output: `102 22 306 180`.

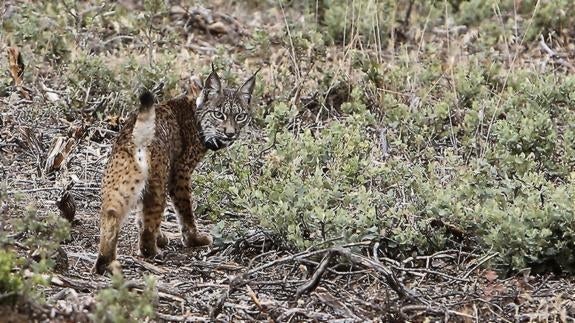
104 114 121 130
56 190 76 223
484 270 498 282
187 75 203 100
44 137 76 174
7 47 24 86
67 123 86 141
208 21 228 34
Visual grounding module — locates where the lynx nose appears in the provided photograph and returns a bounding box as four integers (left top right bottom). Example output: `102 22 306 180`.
224 129 236 138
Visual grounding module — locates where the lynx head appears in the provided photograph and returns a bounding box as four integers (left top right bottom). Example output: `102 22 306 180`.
195 66 258 151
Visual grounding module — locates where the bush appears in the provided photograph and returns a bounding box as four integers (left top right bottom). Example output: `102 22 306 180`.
91 274 157 323
455 0 575 40
0 250 24 305
194 33 575 274
0 196 70 306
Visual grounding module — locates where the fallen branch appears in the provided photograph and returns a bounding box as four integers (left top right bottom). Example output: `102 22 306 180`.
334 247 425 303
295 250 333 299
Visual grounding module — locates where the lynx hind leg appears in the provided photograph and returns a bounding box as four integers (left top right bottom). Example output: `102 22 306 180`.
138 178 168 258
94 150 149 274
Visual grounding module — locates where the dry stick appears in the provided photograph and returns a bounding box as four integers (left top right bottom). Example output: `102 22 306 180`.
66 251 167 275
209 275 245 319
155 312 211 322
247 241 370 276
295 250 334 299
211 242 424 318
333 247 425 304
210 242 367 318
461 252 499 279
400 304 475 321
246 285 273 321
276 307 333 321
538 35 575 72
315 290 361 321
53 274 184 303
7 186 100 195
392 265 470 283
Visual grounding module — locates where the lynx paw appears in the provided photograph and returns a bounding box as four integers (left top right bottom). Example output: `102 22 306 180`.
182 231 213 247
157 232 169 248
93 255 110 275
93 256 122 275
139 232 159 258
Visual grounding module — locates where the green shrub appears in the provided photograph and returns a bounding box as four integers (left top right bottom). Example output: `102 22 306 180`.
0 197 70 305
91 274 157 323
455 0 575 40
193 41 575 274
0 250 24 305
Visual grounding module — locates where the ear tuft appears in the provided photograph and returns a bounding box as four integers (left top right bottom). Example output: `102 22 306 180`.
238 68 260 105
204 69 222 97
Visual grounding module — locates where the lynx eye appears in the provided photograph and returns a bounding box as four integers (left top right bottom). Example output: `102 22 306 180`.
235 113 248 122
212 111 226 120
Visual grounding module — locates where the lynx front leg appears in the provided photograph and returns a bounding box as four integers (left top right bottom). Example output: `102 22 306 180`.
169 166 212 247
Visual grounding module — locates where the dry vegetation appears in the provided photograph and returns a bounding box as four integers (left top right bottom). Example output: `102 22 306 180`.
2 0 575 321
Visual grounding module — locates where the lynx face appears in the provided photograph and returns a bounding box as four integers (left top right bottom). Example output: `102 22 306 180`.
195 69 257 151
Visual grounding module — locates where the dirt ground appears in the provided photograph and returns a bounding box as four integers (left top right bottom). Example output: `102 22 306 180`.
2 0 575 322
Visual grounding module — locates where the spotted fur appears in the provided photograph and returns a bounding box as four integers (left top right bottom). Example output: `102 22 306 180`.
94 67 258 274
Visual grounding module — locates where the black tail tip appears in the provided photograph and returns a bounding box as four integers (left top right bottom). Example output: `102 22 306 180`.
139 90 154 108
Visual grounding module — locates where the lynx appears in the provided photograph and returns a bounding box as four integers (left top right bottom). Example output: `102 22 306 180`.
93 66 258 274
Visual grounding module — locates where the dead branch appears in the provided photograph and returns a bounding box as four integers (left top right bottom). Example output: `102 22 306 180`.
333 247 425 303
295 250 333 299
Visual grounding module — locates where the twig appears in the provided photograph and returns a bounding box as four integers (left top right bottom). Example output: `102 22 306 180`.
462 252 499 279
246 241 370 276
315 289 362 320
295 250 333 299
391 266 470 283
334 247 425 303
7 186 101 195
400 304 475 320
276 307 333 321
209 275 245 319
539 35 575 72
7 187 62 194
246 285 273 320
155 312 211 322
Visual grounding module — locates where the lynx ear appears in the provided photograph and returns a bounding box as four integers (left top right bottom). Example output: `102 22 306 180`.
204 64 222 96
238 68 260 105
196 66 222 108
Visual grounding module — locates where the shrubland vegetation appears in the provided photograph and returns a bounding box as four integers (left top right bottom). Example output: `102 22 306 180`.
2 0 575 320
0 193 69 307
200 0 575 275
